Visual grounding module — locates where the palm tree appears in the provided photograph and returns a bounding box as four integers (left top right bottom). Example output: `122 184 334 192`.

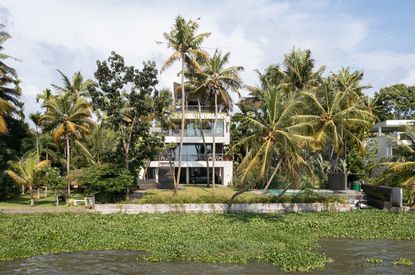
0 25 21 135
230 85 316 202
29 112 42 163
281 48 325 94
191 50 243 192
41 93 93 195
52 70 95 98
36 88 52 106
6 153 50 206
21 131 58 162
296 74 375 170
378 126 415 205
160 16 211 195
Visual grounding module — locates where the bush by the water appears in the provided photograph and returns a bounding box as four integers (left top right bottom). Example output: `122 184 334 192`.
79 165 134 203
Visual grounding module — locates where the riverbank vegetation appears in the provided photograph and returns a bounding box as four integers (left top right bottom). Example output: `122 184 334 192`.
125 186 345 204
0 211 414 272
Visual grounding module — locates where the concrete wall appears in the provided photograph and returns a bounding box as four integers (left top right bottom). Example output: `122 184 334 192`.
94 203 352 214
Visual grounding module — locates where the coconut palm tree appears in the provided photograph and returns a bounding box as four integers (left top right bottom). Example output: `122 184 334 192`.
52 70 95 98
191 50 243 192
160 16 211 194
281 48 325 94
6 153 50 206
230 85 316 202
378 126 415 204
29 112 42 163
21 131 58 162
41 93 93 195
296 75 375 170
0 25 21 135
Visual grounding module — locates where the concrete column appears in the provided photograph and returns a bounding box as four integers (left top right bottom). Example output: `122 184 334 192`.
378 126 382 136
223 166 233 186
155 168 159 183
186 167 189 184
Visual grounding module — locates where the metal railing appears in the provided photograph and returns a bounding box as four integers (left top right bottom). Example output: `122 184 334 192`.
157 153 228 162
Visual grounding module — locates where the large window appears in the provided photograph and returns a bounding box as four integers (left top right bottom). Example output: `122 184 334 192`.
174 143 224 161
170 119 224 137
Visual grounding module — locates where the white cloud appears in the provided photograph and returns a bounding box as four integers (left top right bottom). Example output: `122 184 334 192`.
0 0 415 121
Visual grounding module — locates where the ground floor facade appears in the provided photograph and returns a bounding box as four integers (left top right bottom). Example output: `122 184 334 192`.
147 161 233 186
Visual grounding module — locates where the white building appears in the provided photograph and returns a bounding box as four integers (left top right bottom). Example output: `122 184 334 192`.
146 105 233 186
370 120 415 159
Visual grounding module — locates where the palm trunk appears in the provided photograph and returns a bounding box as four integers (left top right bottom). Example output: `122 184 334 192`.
66 134 71 196
168 148 177 191
30 186 34 207
262 159 283 194
35 132 40 163
175 55 186 196
212 92 217 193
197 99 210 187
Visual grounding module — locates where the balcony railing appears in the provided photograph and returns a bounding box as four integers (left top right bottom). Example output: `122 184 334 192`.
157 153 229 162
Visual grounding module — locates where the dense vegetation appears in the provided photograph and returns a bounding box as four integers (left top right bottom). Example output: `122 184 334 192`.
0 211 414 272
126 187 345 204
1 15 415 205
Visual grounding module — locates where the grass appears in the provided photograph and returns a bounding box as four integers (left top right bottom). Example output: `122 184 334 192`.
0 210 414 272
0 193 86 210
127 186 346 204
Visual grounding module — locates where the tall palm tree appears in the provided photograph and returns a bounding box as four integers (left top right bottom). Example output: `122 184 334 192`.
6 153 50 206
52 70 95 98
0 25 21 135
297 75 375 170
29 112 42 163
21 131 58 162
281 48 325 94
36 88 52 106
191 50 243 192
230 85 316 201
41 93 93 195
160 16 211 195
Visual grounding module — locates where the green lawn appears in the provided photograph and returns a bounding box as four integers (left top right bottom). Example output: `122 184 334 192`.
0 211 414 272
0 193 86 210
127 186 345 204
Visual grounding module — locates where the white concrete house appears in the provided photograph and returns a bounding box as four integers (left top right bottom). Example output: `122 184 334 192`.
146 105 233 186
369 120 415 159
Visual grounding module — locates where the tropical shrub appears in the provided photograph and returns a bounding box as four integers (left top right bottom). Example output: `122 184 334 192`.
80 165 135 203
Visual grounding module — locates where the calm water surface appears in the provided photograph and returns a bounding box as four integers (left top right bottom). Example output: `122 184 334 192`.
0 239 414 274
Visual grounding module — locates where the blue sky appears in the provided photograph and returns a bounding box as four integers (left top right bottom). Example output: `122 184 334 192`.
1 0 415 119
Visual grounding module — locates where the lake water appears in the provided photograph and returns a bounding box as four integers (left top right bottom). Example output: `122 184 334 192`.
0 239 414 274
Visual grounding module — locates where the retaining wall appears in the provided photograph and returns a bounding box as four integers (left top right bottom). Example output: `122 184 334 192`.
94 203 352 214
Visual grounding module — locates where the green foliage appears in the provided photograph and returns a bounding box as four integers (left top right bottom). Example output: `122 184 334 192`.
79 165 134 203
0 211 414 272
89 52 162 173
365 257 383 264
133 187 345 204
374 83 415 121
36 167 66 192
392 257 413 266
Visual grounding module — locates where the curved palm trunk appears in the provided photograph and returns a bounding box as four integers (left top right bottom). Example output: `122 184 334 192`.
197 99 210 187
230 159 282 205
262 159 283 194
212 92 217 193
175 55 186 196
66 134 71 196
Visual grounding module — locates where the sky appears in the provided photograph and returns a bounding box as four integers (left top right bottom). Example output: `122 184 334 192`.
1 0 415 121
